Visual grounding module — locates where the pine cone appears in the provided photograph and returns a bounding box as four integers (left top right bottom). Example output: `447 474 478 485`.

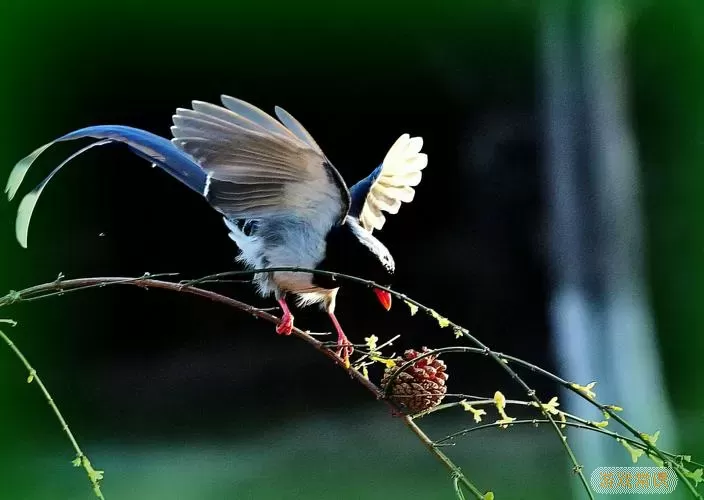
381 347 448 414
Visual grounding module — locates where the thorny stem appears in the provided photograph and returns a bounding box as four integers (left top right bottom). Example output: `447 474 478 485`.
435 413 704 474
0 321 105 500
605 406 699 497
237 267 703 498
429 397 691 463
3 269 701 498
438 418 635 445
392 346 703 498
186 268 599 497
0 276 487 499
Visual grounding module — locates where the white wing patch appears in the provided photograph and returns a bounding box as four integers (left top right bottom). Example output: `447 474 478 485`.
358 134 428 232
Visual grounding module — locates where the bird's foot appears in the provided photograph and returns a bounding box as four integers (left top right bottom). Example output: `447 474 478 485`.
334 330 354 363
328 311 354 364
275 297 294 335
275 310 294 335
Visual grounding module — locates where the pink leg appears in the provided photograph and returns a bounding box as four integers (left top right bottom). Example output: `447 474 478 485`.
328 312 353 361
276 297 294 335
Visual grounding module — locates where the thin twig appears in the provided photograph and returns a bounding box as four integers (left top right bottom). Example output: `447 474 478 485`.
3 270 700 498
0 276 486 499
352 334 401 366
437 418 617 443
431 398 685 463
435 415 704 479
0 321 105 499
181 267 598 498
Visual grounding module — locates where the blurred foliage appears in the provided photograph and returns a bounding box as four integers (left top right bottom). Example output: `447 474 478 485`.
2 0 704 499
630 0 704 415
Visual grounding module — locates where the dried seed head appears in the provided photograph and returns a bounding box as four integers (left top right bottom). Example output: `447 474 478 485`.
381 347 448 414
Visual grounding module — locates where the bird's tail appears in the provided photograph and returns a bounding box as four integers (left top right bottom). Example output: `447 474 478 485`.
5 125 207 248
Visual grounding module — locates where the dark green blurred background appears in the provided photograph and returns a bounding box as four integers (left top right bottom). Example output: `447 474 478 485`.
1 0 703 498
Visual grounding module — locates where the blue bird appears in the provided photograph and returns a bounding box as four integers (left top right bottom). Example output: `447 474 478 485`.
5 96 427 360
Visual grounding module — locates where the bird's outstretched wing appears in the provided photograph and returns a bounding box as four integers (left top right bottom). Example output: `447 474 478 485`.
348 134 427 233
171 96 350 225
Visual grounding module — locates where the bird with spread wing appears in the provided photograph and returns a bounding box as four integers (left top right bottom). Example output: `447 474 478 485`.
5 96 428 362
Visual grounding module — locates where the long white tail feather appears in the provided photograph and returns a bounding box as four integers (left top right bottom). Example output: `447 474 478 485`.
5 142 55 201
14 140 112 248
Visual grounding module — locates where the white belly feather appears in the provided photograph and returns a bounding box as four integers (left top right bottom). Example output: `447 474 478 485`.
224 217 338 309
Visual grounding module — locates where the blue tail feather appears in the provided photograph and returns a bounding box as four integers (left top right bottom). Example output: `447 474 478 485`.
57 125 207 193
6 124 208 248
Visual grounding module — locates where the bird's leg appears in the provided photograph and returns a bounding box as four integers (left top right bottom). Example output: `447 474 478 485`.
328 311 353 362
275 296 294 335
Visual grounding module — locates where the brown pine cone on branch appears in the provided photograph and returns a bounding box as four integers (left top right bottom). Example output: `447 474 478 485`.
381 347 448 414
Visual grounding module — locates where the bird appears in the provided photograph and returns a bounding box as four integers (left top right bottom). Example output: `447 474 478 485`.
5 95 428 361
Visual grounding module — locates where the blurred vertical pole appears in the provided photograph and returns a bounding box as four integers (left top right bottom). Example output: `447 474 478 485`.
540 0 677 497
540 0 610 484
581 0 678 466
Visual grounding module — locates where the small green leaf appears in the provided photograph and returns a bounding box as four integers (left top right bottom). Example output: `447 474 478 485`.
459 399 487 423
641 430 660 445
453 326 465 339
370 356 396 368
483 492 495 500
429 309 450 328
492 391 516 428
570 381 597 400
364 335 378 351
617 438 644 463
72 457 82 467
531 396 560 415
26 369 35 384
495 417 516 429
684 468 703 485
405 300 419 316
82 455 104 483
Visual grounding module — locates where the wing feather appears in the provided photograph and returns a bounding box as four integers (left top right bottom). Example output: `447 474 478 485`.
221 95 296 138
349 134 427 233
274 106 325 153
171 98 350 224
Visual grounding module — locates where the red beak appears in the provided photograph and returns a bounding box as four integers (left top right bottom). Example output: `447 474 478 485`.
374 289 392 311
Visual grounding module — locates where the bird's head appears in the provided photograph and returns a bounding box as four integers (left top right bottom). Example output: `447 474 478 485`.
346 218 395 311
318 218 395 310
368 247 394 312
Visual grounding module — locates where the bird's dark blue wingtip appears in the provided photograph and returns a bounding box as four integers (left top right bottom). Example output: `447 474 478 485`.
348 163 383 218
